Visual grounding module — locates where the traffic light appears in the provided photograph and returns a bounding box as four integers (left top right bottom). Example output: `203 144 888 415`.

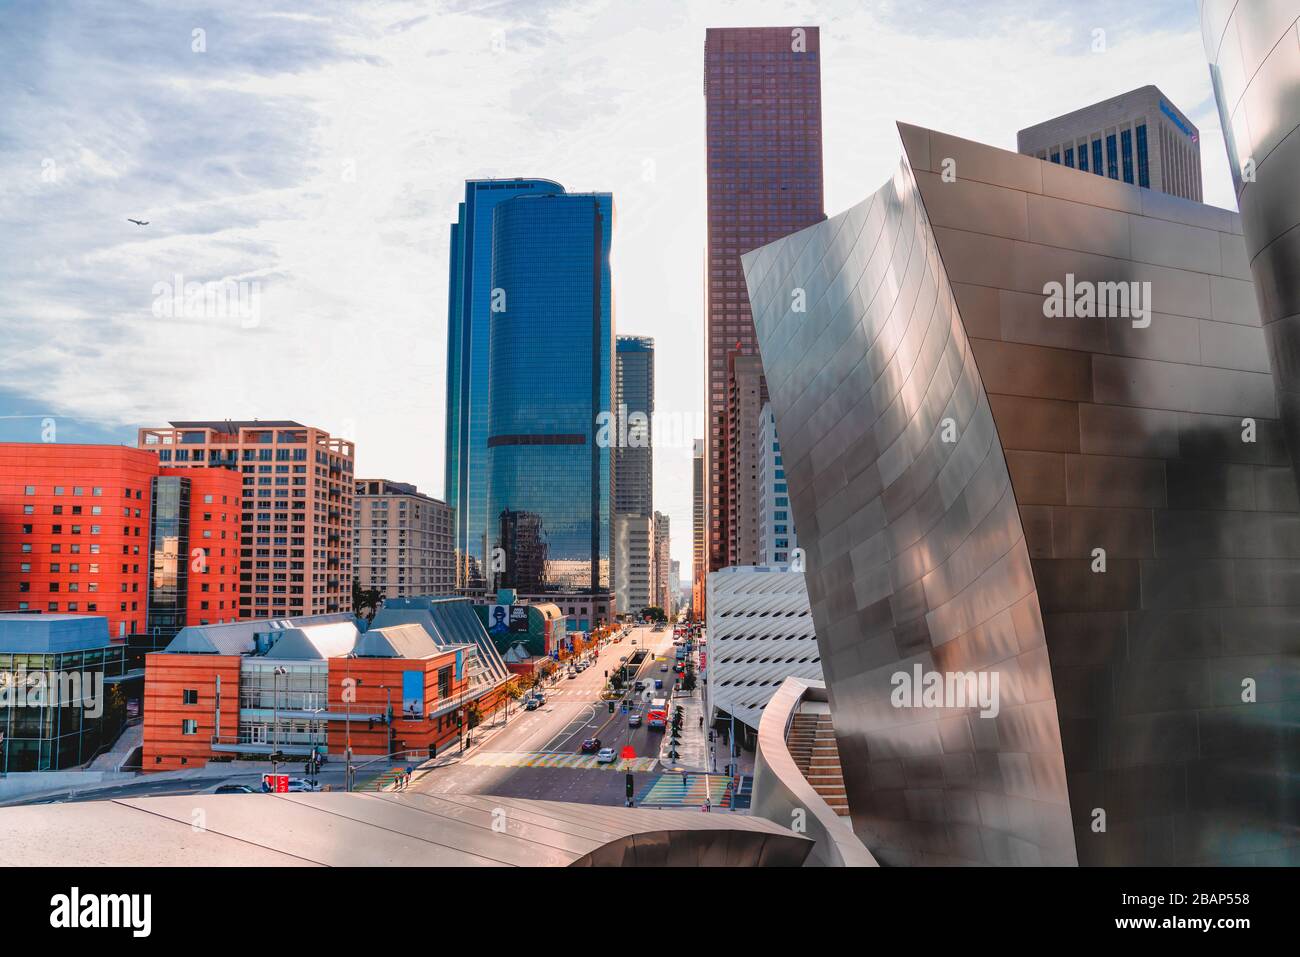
625 772 635 799
608 700 615 714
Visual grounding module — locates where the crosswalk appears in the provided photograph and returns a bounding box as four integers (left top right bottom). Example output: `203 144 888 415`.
528 688 603 699
465 750 659 772
636 772 736 808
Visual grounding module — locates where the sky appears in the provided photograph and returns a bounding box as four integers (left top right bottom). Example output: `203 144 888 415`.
0 0 1231 581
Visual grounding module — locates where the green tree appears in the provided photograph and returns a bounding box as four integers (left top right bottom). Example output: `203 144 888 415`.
681 660 697 693
351 579 384 619
639 606 667 623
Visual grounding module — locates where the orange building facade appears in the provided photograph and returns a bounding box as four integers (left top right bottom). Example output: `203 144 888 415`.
142 614 517 772
0 443 241 643
137 421 355 621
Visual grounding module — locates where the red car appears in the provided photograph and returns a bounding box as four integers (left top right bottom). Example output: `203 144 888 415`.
580 738 602 753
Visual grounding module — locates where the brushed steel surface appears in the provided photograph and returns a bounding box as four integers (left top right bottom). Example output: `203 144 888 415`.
1203 0 1300 490
744 121 1300 866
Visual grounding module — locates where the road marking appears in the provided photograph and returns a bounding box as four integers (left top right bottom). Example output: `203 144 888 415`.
464 751 658 772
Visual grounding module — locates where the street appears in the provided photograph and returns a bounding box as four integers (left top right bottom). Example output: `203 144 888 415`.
414 622 689 806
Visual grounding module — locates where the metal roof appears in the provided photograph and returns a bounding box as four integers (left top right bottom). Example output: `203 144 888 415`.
162 613 359 656
371 597 509 682
0 792 811 867
0 614 112 653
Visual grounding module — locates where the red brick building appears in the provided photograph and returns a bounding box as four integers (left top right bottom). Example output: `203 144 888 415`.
0 443 240 642
143 601 517 772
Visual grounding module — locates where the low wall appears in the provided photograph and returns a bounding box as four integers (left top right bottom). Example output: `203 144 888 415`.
751 676 877 867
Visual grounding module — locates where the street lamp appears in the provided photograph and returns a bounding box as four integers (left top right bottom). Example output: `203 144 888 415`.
344 656 358 792
271 665 288 779
378 684 393 760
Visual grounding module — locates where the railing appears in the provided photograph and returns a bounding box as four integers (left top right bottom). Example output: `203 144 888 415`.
750 676 877 867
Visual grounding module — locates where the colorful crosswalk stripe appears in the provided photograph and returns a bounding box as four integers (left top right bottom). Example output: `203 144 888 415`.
465 750 658 772
635 772 733 807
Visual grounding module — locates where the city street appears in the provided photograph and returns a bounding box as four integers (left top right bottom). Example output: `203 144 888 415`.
414 622 688 806
5 623 691 809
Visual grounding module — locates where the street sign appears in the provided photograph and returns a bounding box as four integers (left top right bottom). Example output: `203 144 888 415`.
262 773 289 793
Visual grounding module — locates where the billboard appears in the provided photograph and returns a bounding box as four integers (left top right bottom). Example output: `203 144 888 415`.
401 670 424 719
486 604 529 636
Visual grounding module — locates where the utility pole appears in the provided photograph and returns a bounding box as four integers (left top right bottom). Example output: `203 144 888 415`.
271 665 287 780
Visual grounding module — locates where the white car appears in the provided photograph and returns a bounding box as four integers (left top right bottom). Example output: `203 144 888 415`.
595 747 617 765
285 778 318 792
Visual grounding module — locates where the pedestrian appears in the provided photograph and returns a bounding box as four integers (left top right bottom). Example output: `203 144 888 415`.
699 715 704 729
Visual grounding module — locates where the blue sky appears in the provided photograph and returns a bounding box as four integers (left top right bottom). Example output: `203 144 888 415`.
0 0 1226 575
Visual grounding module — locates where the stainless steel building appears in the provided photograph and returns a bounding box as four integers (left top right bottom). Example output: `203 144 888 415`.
1202 1 1300 494
742 123 1300 866
1017 85 1203 202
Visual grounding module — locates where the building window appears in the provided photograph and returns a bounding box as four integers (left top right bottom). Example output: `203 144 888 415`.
1106 133 1118 180
1136 123 1150 188
182 720 198 735
1120 128 1134 184
1064 147 1073 168
183 689 199 705
1092 139 1103 177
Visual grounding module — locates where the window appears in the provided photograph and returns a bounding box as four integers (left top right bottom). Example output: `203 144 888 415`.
1106 133 1118 179
1120 128 1134 183
24 485 35 495
1092 139 1103 177
181 720 198 735
183 689 199 705
1136 123 1150 188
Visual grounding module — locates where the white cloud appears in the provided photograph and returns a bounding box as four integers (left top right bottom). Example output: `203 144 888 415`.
0 0 1229 579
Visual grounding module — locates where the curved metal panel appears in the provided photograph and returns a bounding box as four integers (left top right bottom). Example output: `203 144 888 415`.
745 123 1300 866
743 161 1075 866
1202 0 1300 486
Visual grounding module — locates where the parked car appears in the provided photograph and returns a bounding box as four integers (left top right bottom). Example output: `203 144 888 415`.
580 738 601 754
634 680 646 691
654 679 664 690
524 697 541 711
285 778 318 792
596 747 617 764
660 664 669 672
214 783 255 794
566 670 577 680
627 711 643 728
532 691 546 704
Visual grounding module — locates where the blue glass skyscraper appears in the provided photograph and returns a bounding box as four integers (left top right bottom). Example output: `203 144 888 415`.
486 192 615 598
445 178 564 590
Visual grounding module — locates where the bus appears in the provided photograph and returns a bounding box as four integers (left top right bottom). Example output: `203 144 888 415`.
646 698 668 730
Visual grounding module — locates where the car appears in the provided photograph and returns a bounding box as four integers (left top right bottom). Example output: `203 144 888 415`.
627 711 643 727
285 778 318 792
566 670 577 679
214 783 255 794
654 679 664 690
524 697 541 711
660 664 669 672
634 680 646 691
595 747 617 764
580 738 601 753
532 691 546 704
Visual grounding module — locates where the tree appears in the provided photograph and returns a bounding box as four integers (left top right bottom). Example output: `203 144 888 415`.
351 579 384 619
639 606 667 623
465 702 482 730
681 660 697 693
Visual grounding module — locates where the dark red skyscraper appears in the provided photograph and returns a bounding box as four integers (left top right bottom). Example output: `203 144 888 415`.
704 26 825 574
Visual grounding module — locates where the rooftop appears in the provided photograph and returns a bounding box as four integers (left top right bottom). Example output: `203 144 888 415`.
0 613 112 653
